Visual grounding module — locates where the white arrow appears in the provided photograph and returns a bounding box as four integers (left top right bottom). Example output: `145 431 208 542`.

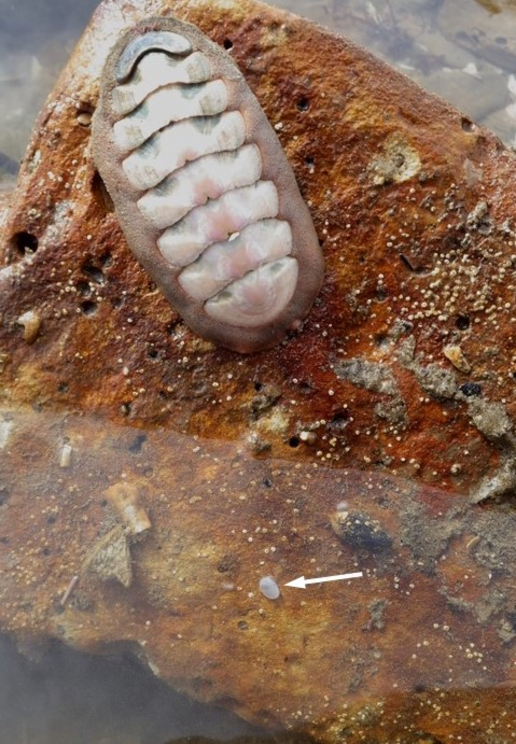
285 571 363 589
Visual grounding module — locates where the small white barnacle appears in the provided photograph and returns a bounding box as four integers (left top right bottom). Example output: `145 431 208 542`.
259 574 281 600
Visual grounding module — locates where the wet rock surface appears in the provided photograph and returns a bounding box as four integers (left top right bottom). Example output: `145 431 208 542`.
2 0 516 741
2 405 516 743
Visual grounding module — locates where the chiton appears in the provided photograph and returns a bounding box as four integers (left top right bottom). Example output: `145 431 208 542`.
92 16 324 353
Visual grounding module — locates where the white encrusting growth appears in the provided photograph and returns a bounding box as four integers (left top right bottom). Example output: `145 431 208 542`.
0 419 13 450
110 34 301 329
137 145 263 229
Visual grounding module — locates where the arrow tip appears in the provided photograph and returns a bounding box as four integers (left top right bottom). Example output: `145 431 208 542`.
285 575 306 589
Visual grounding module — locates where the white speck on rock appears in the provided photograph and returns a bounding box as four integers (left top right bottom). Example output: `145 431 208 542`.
259 575 281 600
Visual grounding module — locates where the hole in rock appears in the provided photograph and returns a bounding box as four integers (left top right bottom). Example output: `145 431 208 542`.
166 319 182 336
128 433 147 454
330 410 350 429
459 382 482 397
80 300 97 315
376 286 389 301
461 117 475 133
81 260 105 284
289 436 300 448
223 38 233 49
297 97 310 112
75 280 91 296
10 231 38 256
217 554 239 573
99 252 113 267
374 332 389 347
298 380 314 394
455 313 470 330
474 487 516 507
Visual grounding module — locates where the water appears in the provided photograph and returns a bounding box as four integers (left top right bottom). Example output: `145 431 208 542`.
2 0 516 177
2 403 516 743
0 634 264 744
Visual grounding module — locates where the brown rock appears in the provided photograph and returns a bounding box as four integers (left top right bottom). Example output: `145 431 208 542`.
2 0 516 741
1 404 516 743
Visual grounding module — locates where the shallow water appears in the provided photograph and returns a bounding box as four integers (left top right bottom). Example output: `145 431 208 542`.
0 634 264 744
2 0 516 176
2 402 516 743
2 1 516 742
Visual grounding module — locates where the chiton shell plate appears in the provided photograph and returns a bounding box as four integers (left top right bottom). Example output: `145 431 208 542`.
92 16 324 353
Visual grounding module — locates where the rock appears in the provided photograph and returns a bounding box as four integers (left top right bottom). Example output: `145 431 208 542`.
408 65 509 123
2 0 516 741
1 404 516 743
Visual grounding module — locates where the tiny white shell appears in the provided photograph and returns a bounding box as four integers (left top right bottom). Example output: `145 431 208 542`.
259 575 281 600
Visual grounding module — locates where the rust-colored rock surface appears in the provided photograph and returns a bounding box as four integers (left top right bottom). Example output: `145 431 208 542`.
2 0 516 741
3 405 516 743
